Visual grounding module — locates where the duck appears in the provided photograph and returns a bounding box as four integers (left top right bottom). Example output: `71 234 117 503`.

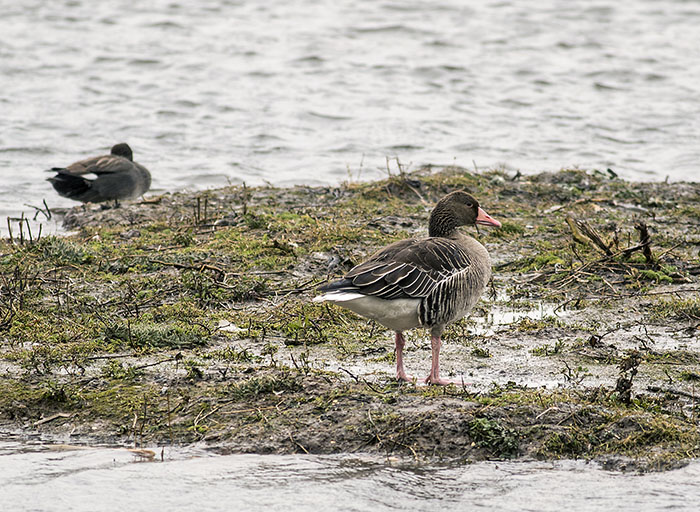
46 143 151 205
313 191 501 385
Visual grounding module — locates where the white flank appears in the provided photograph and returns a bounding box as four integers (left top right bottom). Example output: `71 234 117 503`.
314 291 420 332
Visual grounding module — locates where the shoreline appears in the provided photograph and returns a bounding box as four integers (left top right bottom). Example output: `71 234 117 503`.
1 165 699 471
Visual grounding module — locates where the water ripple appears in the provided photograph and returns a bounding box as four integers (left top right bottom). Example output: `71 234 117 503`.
2 444 700 512
1 0 699 236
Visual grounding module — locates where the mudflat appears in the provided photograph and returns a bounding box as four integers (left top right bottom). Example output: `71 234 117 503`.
1 166 698 471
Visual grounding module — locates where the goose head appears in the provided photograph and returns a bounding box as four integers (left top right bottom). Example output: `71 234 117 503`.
428 191 501 237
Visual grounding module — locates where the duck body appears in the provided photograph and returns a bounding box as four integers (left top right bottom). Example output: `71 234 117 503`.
47 143 151 204
314 191 500 385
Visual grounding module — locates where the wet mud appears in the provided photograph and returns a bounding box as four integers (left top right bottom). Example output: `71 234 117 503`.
1 166 699 471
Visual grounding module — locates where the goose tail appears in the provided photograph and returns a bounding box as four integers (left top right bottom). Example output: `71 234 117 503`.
313 291 365 303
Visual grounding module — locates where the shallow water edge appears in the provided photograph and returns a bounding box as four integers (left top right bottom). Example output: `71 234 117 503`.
3 438 700 512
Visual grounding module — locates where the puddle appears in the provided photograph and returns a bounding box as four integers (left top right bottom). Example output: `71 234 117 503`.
471 296 564 336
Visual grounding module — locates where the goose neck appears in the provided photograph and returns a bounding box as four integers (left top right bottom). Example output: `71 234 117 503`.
428 207 459 238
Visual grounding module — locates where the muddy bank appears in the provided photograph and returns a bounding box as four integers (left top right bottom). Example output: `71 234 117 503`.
1 166 699 471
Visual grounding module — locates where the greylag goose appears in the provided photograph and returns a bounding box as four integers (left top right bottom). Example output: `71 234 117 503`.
314 191 501 385
46 143 151 205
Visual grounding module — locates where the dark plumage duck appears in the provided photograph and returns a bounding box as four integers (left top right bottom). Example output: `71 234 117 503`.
46 143 151 205
314 191 501 385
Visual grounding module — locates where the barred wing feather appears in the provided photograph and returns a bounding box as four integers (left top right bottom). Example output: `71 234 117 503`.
334 238 474 300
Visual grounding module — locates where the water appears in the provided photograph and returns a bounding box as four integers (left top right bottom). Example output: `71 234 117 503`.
1 440 698 511
472 292 565 336
1 0 700 235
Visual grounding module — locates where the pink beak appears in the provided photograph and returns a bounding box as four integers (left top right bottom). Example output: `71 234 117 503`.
476 207 501 228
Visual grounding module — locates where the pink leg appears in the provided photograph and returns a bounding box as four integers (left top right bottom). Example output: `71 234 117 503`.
394 331 413 382
424 335 455 386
